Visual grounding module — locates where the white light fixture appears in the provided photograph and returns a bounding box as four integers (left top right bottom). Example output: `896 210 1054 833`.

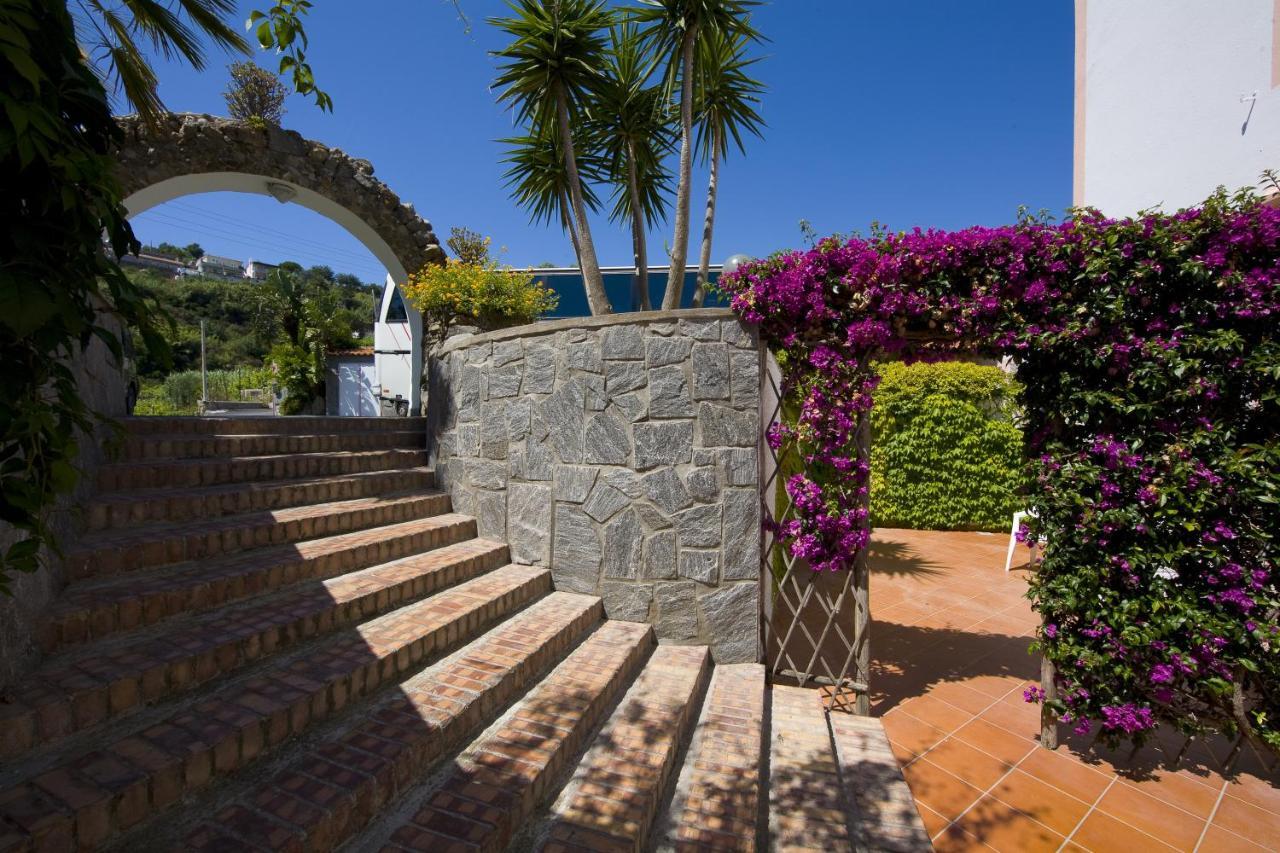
722 253 752 275
265 181 297 204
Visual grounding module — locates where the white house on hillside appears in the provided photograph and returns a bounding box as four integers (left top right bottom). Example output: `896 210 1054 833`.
195 254 244 280
1075 0 1280 215
244 259 279 281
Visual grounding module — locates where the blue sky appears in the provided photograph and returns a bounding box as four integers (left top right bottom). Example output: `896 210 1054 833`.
126 1 1074 285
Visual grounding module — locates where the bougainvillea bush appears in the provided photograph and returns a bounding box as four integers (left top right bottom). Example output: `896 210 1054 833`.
720 187 1279 756
870 360 1023 531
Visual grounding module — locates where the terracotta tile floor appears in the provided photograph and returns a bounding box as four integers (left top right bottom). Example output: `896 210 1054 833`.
869 527 1279 852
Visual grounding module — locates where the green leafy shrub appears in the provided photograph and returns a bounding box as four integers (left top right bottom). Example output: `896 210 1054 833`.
870 360 1024 531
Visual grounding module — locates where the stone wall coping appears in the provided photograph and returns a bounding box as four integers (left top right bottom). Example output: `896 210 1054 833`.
435 307 741 356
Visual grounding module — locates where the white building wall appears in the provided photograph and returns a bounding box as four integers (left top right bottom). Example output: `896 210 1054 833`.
1076 0 1280 215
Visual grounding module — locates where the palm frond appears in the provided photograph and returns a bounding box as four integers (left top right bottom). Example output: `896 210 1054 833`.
694 26 765 162
499 122 605 227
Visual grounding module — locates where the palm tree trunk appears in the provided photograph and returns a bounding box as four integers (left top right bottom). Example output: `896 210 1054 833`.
559 188 583 269
661 24 698 310
556 84 611 315
626 140 651 311
692 126 721 308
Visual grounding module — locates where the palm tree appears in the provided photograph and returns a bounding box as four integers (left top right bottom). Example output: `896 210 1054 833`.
691 28 764 307
499 121 607 272
588 23 675 311
491 0 616 315
70 0 250 125
634 0 760 310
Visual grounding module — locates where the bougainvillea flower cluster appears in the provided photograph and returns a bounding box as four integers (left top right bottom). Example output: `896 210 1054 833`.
720 188 1279 755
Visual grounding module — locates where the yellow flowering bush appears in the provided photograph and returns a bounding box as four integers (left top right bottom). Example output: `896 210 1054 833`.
402 235 558 348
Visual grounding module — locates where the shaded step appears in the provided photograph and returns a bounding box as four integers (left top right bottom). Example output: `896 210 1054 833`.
97 448 428 492
2 539 509 761
768 685 854 849
122 416 426 437
0 565 551 851
66 490 451 581
360 621 657 852
537 645 711 852
658 663 767 851
86 467 436 532
175 592 610 852
121 430 426 462
42 515 478 650
828 712 931 851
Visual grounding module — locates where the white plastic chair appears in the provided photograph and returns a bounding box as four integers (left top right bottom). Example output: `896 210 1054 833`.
1004 509 1040 572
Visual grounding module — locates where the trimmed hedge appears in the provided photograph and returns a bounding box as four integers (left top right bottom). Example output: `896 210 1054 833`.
870 360 1023 531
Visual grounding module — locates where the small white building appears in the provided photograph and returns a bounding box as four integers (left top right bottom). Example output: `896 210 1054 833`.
1075 0 1280 214
325 347 379 417
195 254 244 280
244 259 279 281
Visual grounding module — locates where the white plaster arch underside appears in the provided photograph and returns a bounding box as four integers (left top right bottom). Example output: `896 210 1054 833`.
122 172 408 284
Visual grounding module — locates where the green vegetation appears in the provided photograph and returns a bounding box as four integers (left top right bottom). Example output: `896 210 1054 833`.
869 361 1024 531
224 61 288 128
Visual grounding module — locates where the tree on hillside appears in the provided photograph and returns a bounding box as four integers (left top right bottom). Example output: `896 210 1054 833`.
634 0 761 309
223 61 288 126
184 243 205 260
491 0 616 315
691 27 764 306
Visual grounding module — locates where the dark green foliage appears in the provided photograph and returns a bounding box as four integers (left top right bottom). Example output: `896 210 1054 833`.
870 361 1024 531
0 0 167 589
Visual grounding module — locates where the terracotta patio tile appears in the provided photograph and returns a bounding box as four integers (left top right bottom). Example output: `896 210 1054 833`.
1068 809 1178 852
929 681 1000 716
895 694 974 733
923 737 1015 791
957 674 1025 700
1015 745 1113 805
881 710 948 760
1198 822 1270 852
953 718 1036 767
900 758 986 821
1093 781 1208 849
987 769 1090 836
1225 770 1280 815
1115 768 1222 819
931 821 995 852
1213 792 1280 840
953 796 1063 853
915 802 951 838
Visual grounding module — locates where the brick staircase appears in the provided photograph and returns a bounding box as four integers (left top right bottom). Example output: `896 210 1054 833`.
0 416 928 852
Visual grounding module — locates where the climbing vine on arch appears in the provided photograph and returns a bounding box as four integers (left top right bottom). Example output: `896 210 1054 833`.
720 187 1279 756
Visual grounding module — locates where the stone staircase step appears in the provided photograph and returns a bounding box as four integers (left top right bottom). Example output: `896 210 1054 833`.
65 490 451 581
2 539 510 761
0 565 551 851
174 592 609 853
537 645 711 853
360 621 656 853
767 684 854 849
121 416 426 437
97 448 429 492
86 467 436 532
828 712 931 852
121 430 426 462
41 515 479 651
656 663 767 852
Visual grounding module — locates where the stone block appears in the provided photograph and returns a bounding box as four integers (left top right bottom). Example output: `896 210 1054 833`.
655 582 699 640
610 393 647 423
701 583 758 663
601 582 653 622
691 343 730 400
634 421 693 469
583 482 629 522
476 491 506 540
605 361 647 396
647 321 677 336
556 466 597 503
584 411 630 465
636 502 673 531
643 468 692 514
643 530 678 579
679 549 719 584
552 505 600 594
601 324 645 360
466 458 506 490
566 342 603 374
649 365 693 419
539 384 584 463
522 345 556 393
492 338 523 366
487 363 523 398
730 350 760 408
601 468 642 498
698 402 756 447
645 336 692 368
722 489 760 580
456 424 479 458
524 438 554 480
506 399 531 442
722 447 758 487
686 467 719 502
479 405 508 460
674 503 722 548
721 319 756 349
679 318 721 341
508 483 552 565
602 508 643 579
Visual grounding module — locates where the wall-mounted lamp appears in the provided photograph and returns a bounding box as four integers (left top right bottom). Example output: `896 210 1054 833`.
722 253 752 275
265 181 297 204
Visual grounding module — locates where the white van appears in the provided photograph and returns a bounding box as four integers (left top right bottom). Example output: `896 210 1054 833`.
373 278 422 416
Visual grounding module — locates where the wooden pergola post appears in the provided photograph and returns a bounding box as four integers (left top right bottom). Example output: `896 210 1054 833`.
853 411 872 715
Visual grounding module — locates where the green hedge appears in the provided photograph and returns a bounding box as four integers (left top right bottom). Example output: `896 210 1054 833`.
869 360 1024 531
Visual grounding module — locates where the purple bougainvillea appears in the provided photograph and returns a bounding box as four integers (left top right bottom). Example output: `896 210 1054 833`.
720 188 1279 755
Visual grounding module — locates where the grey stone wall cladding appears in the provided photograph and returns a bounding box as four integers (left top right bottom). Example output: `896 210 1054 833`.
428 312 762 663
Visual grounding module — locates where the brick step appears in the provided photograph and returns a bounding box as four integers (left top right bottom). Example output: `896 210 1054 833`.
2 539 510 762
122 416 427 437
66 490 452 582
121 430 426 462
535 645 711 852
657 663 767 851
86 467 436 532
97 448 429 492
0 565 551 851
42 515 479 651
828 712 932 851
767 684 855 849
171 592 612 853
353 620 656 853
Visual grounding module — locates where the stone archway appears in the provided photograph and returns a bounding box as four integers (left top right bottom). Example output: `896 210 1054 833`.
112 113 444 282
